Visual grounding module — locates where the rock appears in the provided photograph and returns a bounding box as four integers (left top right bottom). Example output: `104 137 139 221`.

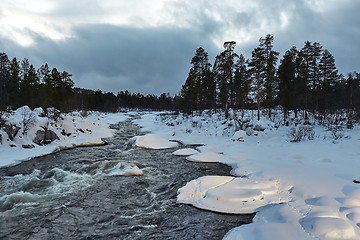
45 129 60 144
3 123 21 141
22 144 35 149
34 130 46 145
246 128 254 136
253 124 265 131
232 130 246 142
77 128 85 133
33 128 59 145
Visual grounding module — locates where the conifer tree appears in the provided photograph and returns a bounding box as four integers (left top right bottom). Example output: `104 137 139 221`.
233 54 249 109
179 47 213 113
0 53 10 110
278 46 298 118
248 47 265 121
319 49 338 111
259 34 279 116
213 41 238 118
8 58 21 108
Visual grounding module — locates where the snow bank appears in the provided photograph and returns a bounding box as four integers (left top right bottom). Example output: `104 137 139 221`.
0 106 130 167
177 176 292 214
186 151 224 163
131 133 179 149
172 148 199 156
134 111 360 240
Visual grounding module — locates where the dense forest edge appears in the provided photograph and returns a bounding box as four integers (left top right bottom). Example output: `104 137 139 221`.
1 34 360 125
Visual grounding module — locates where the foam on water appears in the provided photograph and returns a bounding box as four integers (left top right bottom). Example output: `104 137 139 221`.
0 160 143 211
0 191 41 211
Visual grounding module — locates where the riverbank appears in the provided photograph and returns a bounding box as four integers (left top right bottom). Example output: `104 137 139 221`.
133 111 360 240
2 108 360 239
0 106 130 167
0 117 252 239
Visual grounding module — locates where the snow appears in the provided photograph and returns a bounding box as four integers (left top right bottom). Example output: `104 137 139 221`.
130 133 179 149
0 106 130 167
133 111 360 240
172 148 199 156
186 151 225 163
177 176 291 214
3 108 360 239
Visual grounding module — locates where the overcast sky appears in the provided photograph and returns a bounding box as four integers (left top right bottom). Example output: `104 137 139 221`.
1 0 359 95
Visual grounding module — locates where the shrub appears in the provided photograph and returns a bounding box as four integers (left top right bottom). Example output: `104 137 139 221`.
288 125 315 142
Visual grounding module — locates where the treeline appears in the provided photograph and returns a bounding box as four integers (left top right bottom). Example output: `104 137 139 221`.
0 53 176 112
179 34 360 120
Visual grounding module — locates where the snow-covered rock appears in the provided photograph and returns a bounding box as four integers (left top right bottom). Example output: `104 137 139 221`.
131 133 179 149
172 148 199 156
186 151 224 163
177 176 292 214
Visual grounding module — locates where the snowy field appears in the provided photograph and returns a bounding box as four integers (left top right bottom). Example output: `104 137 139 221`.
2 107 360 239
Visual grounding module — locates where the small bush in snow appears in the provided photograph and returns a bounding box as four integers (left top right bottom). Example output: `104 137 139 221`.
288 125 315 142
80 110 89 118
21 109 36 135
45 108 62 121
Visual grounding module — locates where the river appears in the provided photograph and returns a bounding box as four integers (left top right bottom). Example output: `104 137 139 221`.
0 119 254 239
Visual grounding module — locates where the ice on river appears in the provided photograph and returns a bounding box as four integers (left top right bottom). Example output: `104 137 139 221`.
186 151 225 163
130 133 179 149
172 148 199 156
177 175 292 214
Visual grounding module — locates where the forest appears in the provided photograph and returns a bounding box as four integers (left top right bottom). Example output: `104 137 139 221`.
1 34 360 119
0 55 175 112
179 34 360 122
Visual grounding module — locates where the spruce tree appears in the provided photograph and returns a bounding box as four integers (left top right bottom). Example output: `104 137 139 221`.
179 47 213 113
8 58 21 108
259 34 279 117
319 49 338 112
278 46 298 118
213 41 238 118
0 53 10 110
248 47 265 121
233 54 249 109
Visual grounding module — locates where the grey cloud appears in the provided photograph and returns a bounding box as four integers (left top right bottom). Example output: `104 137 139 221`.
2 24 218 95
163 0 360 74
2 0 359 97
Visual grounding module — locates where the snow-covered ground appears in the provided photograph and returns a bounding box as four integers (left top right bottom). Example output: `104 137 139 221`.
0 106 129 167
2 107 360 239
134 111 360 240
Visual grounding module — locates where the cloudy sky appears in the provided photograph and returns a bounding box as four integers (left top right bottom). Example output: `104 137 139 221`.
1 0 359 95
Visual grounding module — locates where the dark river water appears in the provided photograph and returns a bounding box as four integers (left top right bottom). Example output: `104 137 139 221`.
0 119 254 240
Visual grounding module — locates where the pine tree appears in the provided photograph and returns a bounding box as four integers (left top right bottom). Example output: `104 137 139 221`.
278 46 298 118
213 41 238 118
179 47 213 113
0 53 10 110
8 58 21 108
319 49 338 111
259 34 279 116
202 68 216 109
19 64 39 108
248 47 265 121
233 54 249 109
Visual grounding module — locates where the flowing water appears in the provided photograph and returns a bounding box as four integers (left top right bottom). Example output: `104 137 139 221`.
0 119 254 240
